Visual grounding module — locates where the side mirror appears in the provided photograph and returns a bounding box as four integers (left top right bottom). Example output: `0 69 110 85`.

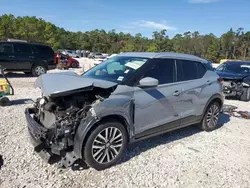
138 77 159 88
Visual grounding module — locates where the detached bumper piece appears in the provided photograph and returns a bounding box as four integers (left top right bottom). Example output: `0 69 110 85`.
25 108 78 168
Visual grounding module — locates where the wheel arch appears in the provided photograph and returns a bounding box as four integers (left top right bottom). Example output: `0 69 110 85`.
201 94 224 119
31 62 48 71
73 113 131 159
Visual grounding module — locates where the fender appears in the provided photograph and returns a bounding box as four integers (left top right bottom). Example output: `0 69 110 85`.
201 93 224 121
73 95 134 159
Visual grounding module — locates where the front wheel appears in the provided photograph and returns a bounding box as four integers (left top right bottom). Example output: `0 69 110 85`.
199 102 221 132
31 64 47 77
83 120 128 170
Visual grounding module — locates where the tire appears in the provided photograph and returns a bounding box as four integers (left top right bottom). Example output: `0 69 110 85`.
31 64 47 77
71 62 78 68
0 97 10 107
83 120 128 170
198 102 221 132
240 88 250 101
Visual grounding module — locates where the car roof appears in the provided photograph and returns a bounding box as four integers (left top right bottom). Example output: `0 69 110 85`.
118 52 208 63
0 41 50 47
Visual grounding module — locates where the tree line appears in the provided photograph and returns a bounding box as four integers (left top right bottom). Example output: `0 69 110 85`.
1 14 250 63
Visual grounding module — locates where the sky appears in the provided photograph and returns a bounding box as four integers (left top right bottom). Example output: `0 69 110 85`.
0 0 250 38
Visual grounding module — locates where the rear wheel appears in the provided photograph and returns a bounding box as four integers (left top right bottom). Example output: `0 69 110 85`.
31 64 47 77
0 97 10 107
240 88 250 101
199 102 221 132
71 62 78 68
83 120 128 170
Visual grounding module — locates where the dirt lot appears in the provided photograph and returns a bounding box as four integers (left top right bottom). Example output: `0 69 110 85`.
0 59 250 188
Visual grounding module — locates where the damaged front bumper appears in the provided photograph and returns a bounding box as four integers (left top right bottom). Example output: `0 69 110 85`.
25 108 79 167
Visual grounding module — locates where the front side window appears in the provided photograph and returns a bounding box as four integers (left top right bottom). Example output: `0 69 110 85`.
83 56 148 83
142 59 175 85
0 43 13 53
14 43 32 54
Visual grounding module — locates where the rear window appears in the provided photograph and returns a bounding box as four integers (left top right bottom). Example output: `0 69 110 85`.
35 45 54 56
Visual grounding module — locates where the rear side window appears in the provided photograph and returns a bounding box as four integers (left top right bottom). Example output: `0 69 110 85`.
0 43 13 53
14 43 32 54
177 60 207 81
143 59 175 84
35 45 54 56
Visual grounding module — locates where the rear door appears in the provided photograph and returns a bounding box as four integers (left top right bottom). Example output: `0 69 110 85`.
13 43 34 70
133 58 182 136
33 45 55 67
0 43 16 70
175 59 207 124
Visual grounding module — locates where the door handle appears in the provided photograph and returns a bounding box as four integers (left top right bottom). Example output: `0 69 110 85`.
173 90 180 96
207 80 212 85
9 55 15 58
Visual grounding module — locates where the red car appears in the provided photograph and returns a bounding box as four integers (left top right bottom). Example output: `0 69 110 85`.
54 53 80 68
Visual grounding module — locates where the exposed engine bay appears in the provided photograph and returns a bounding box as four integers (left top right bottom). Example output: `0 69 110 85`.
223 79 245 96
222 78 249 99
32 87 114 156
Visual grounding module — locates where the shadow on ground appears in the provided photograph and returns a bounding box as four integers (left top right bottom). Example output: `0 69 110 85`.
11 98 34 105
41 112 231 171
120 112 231 165
4 72 33 78
0 154 3 170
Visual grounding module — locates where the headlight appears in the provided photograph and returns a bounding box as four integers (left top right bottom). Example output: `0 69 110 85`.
39 98 46 105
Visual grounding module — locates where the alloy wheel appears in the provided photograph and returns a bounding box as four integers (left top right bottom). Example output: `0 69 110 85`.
35 66 45 76
92 127 123 164
206 104 220 128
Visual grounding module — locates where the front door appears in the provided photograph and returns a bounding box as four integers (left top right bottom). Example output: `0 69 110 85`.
133 58 182 137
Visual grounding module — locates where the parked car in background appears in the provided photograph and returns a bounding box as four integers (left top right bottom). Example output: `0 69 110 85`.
93 56 107 65
89 52 105 59
215 61 250 101
0 39 56 76
26 52 223 170
62 50 80 58
54 53 79 68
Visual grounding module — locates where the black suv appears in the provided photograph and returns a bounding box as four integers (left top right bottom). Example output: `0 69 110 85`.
0 40 56 76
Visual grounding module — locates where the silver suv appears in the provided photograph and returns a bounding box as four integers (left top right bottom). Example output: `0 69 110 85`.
25 52 224 170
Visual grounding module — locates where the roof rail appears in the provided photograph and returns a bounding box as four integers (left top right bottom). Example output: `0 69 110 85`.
7 39 28 43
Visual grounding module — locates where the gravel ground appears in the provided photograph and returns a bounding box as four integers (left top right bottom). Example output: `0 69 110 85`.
0 60 250 188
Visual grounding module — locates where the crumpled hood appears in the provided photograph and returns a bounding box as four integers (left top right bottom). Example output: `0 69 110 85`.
215 70 248 80
35 72 117 97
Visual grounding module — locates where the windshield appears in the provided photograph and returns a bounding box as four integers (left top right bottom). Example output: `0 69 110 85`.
216 62 250 74
83 56 149 83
